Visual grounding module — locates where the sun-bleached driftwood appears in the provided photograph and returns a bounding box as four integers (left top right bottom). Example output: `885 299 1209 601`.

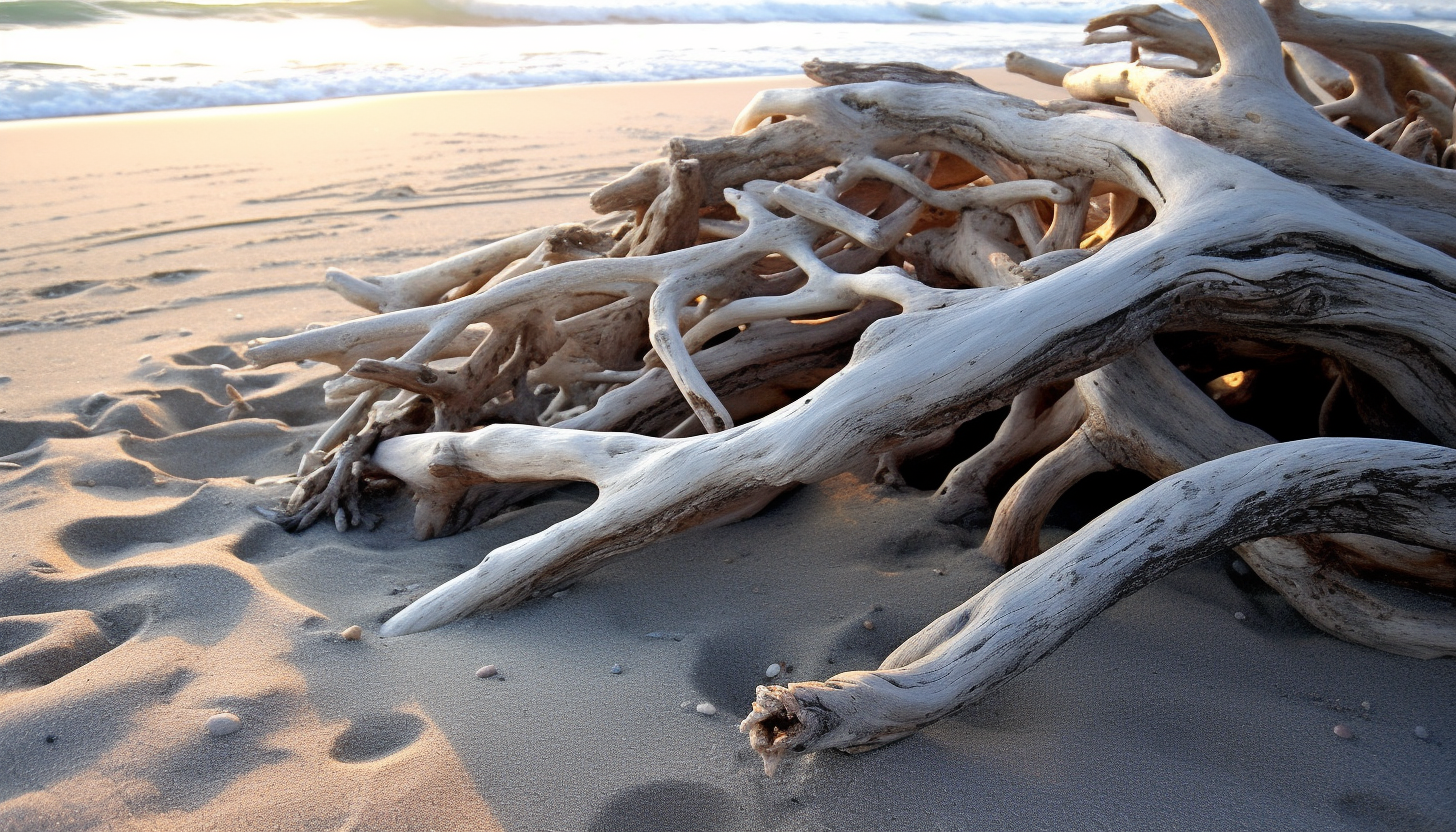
1009 0 1456 248
932 385 1084 524
965 342 1456 658
1083 4 1219 72
740 438 1456 775
244 0 1456 778
321 222 613 314
357 75 1456 636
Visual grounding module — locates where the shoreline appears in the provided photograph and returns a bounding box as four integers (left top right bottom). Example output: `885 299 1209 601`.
0 63 1083 129
0 74 813 129
0 65 1058 129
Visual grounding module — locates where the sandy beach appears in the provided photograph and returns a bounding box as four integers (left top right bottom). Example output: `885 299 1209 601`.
2 69 1454 832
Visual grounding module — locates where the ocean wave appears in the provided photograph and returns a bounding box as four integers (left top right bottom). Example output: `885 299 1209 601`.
0 59 89 69
0 0 483 27
0 30 1120 121
444 1 1455 26
4 0 1453 122
1 0 115 25
7 0 1452 29
446 1 1123 26
0 65 762 119
445 0 1456 26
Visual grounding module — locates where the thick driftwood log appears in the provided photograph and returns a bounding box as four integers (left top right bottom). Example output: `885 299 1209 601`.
740 439 1456 775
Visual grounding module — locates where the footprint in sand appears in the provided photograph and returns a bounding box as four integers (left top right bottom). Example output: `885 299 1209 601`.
30 279 103 299
328 709 427 764
56 483 297 569
587 781 748 832
0 605 146 692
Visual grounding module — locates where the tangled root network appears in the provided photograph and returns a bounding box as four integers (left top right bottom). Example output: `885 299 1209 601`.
245 0 1456 776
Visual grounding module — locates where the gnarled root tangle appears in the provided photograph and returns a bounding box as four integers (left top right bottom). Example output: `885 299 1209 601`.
246 0 1456 777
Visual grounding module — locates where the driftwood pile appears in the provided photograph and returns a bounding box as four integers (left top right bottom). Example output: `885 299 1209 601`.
245 0 1456 776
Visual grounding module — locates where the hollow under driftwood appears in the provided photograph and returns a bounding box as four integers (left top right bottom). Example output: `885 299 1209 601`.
245 0 1456 776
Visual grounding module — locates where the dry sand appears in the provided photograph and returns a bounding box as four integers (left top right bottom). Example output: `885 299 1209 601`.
1 70 1454 832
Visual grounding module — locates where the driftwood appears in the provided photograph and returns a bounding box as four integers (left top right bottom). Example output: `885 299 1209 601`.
246 0 1456 776
1009 0 1456 248
741 438 1456 774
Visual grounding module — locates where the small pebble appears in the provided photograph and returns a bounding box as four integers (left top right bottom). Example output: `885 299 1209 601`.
1333 723 1354 739
696 702 717 716
1414 725 1430 740
206 713 241 736
862 620 875 631
1234 611 1247 621
339 625 362 641
610 664 622 675
234 313 244 320
476 664 498 679
209 363 232 373
932 568 945 576
137 354 152 362
765 662 782 678
177 329 192 337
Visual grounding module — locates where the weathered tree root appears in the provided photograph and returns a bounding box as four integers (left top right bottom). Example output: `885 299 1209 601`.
969 342 1456 656
322 222 614 314
1008 0 1456 245
248 83 1079 529
359 70 1456 636
741 439 1456 775
932 385 1083 524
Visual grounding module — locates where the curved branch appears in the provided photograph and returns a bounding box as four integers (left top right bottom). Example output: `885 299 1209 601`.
1047 0 1456 248
740 438 1456 775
